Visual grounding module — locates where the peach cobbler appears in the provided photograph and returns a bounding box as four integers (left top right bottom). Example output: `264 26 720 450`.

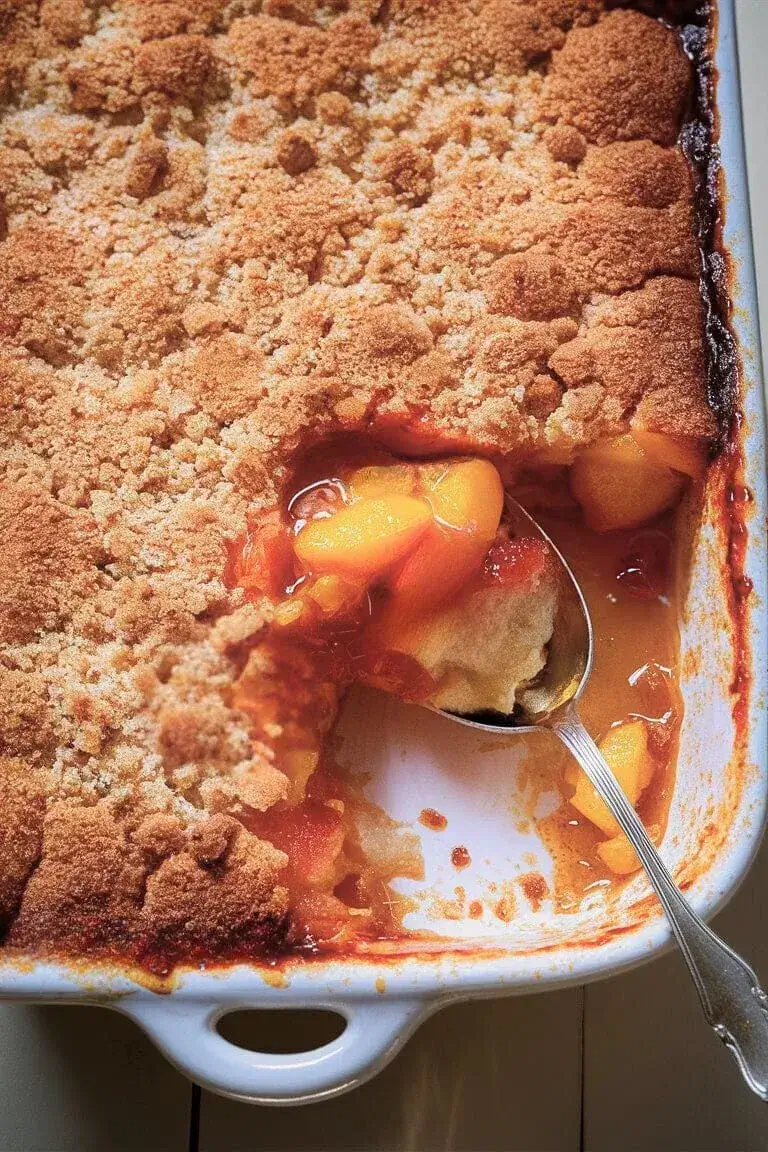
0 0 726 970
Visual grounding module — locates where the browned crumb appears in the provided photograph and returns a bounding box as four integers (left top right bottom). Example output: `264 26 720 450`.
539 9 691 146
125 133 168 199
8 803 289 965
133 35 213 99
0 482 102 646
544 124 587 164
40 0 90 46
485 252 582 321
277 129 318 176
374 140 435 202
0 0 715 968
227 13 378 105
0 670 55 762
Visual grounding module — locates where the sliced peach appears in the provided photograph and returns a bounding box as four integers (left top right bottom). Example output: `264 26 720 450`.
347 463 416 500
294 495 432 579
596 833 640 875
273 598 309 628
568 719 655 838
291 890 352 943
570 434 685 532
420 458 504 534
391 459 504 605
597 822 661 876
631 430 708 480
303 574 365 617
599 721 656 791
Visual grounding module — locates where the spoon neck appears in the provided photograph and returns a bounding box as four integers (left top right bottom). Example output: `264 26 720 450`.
550 705 768 1102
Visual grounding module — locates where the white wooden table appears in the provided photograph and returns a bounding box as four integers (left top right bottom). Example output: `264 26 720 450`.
2 4 766 1148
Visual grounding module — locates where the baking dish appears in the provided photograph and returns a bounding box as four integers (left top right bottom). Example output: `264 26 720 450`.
1 0 765 1106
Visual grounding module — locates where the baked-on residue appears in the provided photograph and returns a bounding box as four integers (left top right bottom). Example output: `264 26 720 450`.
0 0 715 968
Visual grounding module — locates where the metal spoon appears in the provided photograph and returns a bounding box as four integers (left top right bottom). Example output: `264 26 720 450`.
440 495 768 1102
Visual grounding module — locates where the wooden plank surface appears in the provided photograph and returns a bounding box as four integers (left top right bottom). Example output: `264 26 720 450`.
0 1006 191 1152
198 990 584 1152
583 838 768 1152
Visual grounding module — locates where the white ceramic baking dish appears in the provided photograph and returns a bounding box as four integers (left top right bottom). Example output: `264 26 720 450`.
1 0 765 1106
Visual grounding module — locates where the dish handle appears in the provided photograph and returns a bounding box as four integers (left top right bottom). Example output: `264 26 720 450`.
120 994 434 1105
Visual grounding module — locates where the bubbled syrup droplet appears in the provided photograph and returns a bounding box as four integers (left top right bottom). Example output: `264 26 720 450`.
616 529 672 601
481 536 550 588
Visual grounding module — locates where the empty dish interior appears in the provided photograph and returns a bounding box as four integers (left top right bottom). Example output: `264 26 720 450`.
328 465 751 955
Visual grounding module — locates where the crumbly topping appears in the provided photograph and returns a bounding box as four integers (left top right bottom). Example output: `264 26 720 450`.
0 0 714 966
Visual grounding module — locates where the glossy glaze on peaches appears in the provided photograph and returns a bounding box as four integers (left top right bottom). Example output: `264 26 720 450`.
230 450 558 728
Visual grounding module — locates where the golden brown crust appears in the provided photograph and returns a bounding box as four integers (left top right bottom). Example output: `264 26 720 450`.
539 9 692 146
8 803 148 954
550 276 713 439
140 821 289 962
0 0 714 967
8 802 288 964
0 670 55 762
0 481 102 646
227 13 378 105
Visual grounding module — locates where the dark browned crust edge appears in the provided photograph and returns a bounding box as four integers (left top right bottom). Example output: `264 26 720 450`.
679 1 739 445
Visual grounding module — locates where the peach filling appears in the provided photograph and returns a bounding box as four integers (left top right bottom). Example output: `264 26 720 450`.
228 451 558 941
232 452 556 717
290 456 506 616
567 719 659 875
228 429 701 908
569 430 705 531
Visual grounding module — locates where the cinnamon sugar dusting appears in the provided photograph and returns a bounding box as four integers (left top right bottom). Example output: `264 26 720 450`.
0 0 714 969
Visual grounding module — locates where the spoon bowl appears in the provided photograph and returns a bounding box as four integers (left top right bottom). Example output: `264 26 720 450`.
432 494 768 1102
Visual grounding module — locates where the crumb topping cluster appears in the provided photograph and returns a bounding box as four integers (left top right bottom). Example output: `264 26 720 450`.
0 0 714 966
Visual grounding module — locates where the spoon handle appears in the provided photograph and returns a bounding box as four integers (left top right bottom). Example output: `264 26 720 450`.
553 706 768 1102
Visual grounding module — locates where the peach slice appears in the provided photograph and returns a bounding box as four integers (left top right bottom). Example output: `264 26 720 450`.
303 574 365 617
631 430 707 480
291 890 352 944
273 598 309 628
347 463 417 500
282 748 321 805
391 459 504 606
597 822 661 876
596 833 640 875
568 719 655 838
570 434 685 532
421 458 504 534
294 495 432 579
